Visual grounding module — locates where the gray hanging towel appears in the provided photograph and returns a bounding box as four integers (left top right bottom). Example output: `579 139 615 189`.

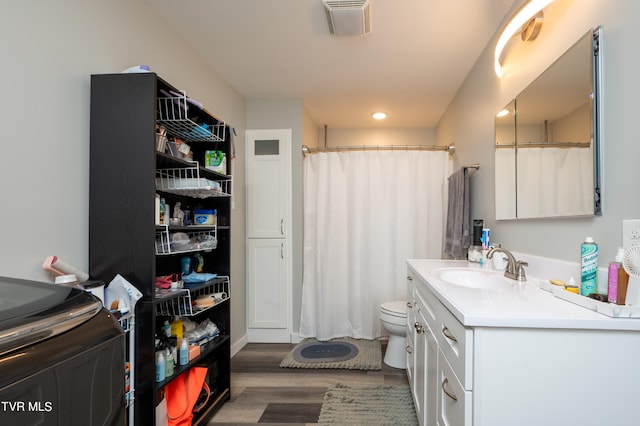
443 167 470 259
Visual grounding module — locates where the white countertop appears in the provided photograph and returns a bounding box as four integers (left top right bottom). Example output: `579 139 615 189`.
407 259 640 331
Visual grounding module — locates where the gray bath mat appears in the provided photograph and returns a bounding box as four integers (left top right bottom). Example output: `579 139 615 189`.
318 383 418 425
280 337 381 370
293 340 359 363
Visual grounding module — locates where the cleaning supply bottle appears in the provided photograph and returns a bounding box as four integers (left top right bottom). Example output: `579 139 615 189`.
171 316 183 339
156 351 166 382
608 247 624 303
179 338 189 366
180 256 191 276
581 237 598 296
165 347 174 378
162 320 171 337
159 198 166 225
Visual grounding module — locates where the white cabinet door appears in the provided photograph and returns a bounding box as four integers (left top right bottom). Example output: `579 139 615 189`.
413 310 426 426
406 307 414 389
415 305 438 426
246 129 292 342
406 277 416 389
424 320 438 426
247 239 290 332
246 129 291 239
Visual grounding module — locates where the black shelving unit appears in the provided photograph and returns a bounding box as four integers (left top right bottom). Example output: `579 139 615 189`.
89 72 231 425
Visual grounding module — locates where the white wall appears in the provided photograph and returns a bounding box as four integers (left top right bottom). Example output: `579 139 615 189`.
438 0 640 265
320 127 437 148
0 0 248 346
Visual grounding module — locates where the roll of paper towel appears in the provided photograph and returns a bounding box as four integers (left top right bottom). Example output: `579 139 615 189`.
213 292 227 302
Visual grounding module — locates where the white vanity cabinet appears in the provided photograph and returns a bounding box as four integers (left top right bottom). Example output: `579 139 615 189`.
407 272 441 426
407 259 640 426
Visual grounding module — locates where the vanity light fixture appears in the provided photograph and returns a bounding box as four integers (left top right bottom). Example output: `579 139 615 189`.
371 112 387 120
494 0 555 77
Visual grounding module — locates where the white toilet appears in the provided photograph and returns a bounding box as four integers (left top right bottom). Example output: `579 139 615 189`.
379 301 408 369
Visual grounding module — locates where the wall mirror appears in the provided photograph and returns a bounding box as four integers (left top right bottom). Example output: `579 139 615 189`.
495 27 602 220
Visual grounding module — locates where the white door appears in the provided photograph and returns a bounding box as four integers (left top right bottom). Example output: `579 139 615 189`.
247 238 288 327
246 130 291 239
245 129 292 342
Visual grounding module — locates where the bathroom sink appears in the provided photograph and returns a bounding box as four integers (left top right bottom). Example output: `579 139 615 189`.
435 268 514 290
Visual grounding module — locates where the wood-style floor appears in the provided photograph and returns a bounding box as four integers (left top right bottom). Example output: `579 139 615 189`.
207 341 409 425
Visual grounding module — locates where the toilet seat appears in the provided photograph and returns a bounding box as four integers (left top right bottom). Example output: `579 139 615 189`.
380 301 407 318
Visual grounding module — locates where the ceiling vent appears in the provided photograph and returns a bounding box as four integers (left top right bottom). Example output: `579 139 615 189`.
323 0 371 36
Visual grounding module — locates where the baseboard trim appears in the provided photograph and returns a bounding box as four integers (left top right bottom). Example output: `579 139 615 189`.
247 328 292 343
230 334 248 357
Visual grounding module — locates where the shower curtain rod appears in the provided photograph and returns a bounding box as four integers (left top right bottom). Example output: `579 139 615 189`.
302 144 455 155
495 142 591 149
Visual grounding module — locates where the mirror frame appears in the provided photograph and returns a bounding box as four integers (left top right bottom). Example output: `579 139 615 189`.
495 26 602 219
593 26 603 215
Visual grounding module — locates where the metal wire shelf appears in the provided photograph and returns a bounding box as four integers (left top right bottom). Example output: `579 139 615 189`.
157 94 225 143
155 228 217 255
156 164 231 199
155 276 230 317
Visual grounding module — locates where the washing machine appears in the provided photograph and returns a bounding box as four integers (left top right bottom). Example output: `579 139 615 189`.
0 276 125 425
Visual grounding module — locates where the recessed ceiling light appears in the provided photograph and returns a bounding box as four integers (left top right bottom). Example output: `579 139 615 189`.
496 109 510 118
372 112 387 120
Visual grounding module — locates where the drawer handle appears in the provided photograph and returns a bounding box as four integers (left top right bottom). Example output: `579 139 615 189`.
442 327 458 343
414 322 424 334
442 378 458 401
407 275 413 281
406 301 413 308
406 345 412 354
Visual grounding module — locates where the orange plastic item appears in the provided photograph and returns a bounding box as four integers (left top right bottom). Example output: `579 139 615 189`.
165 367 210 426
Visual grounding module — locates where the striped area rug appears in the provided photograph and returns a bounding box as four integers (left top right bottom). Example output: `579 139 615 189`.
318 383 418 425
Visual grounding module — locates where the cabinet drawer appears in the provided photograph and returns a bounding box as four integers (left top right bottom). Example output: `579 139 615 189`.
415 282 439 335
436 304 473 390
437 349 472 426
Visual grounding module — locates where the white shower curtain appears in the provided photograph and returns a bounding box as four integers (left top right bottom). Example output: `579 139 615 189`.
517 147 593 217
299 150 452 340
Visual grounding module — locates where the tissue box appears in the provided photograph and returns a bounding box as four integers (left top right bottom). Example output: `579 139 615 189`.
205 150 226 174
188 344 201 361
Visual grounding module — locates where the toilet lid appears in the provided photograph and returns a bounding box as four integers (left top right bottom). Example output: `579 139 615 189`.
380 301 408 317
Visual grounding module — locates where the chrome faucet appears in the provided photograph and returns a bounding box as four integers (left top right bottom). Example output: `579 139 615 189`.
486 247 528 281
